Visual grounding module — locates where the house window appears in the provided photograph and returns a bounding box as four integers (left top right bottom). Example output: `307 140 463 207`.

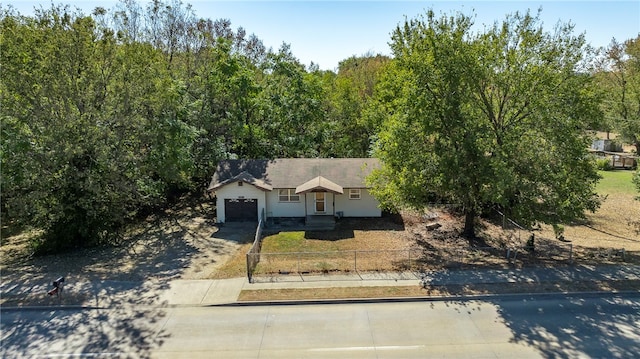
278 189 300 202
238 181 243 186
349 189 361 200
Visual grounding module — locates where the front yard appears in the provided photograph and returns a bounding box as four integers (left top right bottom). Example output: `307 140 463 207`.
3 169 638 286
216 170 640 280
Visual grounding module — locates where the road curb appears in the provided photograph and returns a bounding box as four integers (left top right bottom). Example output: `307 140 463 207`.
0 305 104 312
209 289 640 307
2 290 638 311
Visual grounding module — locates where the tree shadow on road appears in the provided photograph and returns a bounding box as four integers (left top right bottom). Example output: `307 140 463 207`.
1 303 170 358
492 293 640 358
0 198 256 357
423 266 640 358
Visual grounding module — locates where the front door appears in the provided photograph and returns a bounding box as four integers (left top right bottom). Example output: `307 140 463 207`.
314 192 325 213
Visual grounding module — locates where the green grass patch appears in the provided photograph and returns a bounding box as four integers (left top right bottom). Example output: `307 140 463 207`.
261 231 307 252
597 170 637 195
261 231 358 253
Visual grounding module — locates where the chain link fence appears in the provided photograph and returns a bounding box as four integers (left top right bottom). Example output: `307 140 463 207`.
246 209 588 282
247 242 575 282
250 249 423 278
246 219 265 283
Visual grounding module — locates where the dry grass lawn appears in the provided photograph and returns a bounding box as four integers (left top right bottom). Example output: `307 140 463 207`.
537 171 640 263
235 168 640 300
238 279 640 302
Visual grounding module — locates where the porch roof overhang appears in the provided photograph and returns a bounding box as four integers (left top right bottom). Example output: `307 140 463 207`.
208 171 273 192
295 176 344 194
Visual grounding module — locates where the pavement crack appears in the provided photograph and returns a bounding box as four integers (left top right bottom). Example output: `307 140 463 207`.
257 307 271 359
366 306 379 358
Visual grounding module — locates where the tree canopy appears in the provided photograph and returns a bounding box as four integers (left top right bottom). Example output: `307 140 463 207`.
596 36 640 154
0 1 385 252
368 9 602 238
1 1 632 252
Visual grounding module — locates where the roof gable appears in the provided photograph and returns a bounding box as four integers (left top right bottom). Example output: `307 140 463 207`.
209 171 273 191
295 176 344 194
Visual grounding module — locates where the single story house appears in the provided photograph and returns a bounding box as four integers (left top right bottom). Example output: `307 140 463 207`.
207 158 382 224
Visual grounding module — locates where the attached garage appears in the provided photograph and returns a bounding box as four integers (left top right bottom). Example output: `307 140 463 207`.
224 198 258 222
209 171 271 223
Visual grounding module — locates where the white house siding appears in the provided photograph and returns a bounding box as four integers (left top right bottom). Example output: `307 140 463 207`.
265 190 305 217
334 188 381 217
214 183 266 223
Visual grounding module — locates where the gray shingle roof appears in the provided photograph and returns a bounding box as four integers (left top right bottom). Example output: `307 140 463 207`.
207 158 380 191
208 171 273 191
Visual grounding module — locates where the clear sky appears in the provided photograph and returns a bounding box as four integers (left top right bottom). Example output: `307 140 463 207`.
6 1 640 71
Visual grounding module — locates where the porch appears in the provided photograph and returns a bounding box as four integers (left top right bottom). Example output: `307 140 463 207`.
304 215 336 231
265 216 336 231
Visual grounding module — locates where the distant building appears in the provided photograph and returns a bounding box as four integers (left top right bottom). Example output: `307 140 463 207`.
591 139 622 152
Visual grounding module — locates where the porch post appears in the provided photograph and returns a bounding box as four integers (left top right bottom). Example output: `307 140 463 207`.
332 193 336 217
304 193 308 220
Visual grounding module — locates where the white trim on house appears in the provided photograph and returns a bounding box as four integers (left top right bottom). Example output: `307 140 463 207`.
295 176 344 194
278 189 300 202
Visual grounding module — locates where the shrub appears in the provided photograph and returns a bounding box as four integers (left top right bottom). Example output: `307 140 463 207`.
595 157 613 171
552 223 565 241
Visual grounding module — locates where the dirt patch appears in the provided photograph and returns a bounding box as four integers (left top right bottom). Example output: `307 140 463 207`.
0 199 255 305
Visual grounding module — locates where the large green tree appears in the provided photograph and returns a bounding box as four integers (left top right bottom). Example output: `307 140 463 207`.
323 54 390 157
598 36 640 154
2 0 416 253
368 10 601 238
257 44 328 157
0 4 200 251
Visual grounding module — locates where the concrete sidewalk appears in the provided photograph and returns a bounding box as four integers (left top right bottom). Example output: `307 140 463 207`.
2 264 639 308
160 264 640 306
161 272 421 306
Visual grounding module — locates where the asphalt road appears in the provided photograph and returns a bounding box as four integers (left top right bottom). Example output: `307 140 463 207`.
2 293 639 358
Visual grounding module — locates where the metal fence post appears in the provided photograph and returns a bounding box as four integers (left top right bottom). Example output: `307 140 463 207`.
354 251 358 272
246 253 252 283
569 243 573 263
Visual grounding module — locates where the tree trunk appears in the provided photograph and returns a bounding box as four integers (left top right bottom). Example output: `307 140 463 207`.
462 208 476 239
